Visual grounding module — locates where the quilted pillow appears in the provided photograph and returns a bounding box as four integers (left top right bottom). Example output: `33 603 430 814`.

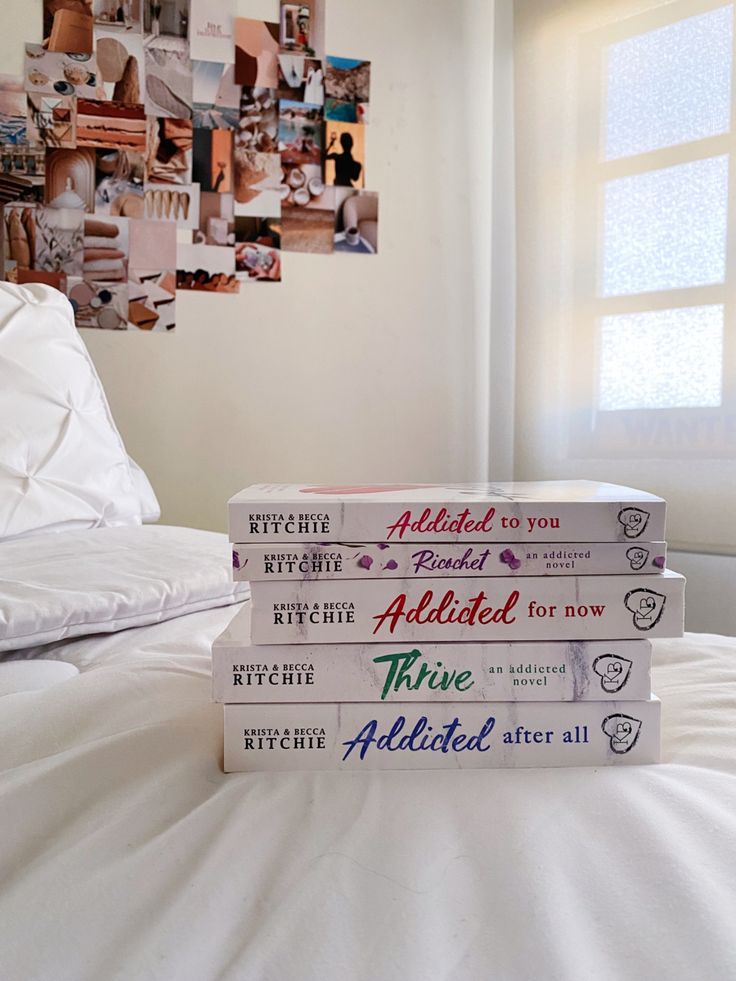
0 282 144 539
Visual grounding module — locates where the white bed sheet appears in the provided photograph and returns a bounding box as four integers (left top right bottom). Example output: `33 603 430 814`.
1 570 736 980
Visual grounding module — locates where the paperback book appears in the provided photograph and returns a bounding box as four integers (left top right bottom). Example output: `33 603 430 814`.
212 605 653 702
223 697 661 771
248 570 685 644
228 481 666 544
232 541 668 581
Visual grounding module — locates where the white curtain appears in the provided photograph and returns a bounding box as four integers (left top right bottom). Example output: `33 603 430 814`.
513 0 736 552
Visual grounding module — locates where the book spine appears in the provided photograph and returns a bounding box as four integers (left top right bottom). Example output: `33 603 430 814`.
228 499 667 544
249 573 685 644
223 698 661 771
212 637 652 703
232 541 668 581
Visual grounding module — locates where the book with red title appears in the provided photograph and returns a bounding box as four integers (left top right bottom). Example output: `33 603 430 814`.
247 571 685 644
228 482 666 544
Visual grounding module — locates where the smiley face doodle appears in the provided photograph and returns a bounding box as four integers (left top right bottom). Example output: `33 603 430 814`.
618 507 650 539
593 654 633 693
602 713 642 754
624 588 666 631
626 546 649 571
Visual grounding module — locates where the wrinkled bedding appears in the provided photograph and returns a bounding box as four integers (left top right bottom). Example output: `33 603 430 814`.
1 534 735 981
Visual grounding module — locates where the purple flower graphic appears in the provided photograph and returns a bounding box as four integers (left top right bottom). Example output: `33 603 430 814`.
357 555 373 570
384 559 398 570
232 551 240 569
653 555 666 569
499 548 516 565
377 543 390 550
509 557 522 571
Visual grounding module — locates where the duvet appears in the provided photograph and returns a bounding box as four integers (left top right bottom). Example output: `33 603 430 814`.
1 527 735 981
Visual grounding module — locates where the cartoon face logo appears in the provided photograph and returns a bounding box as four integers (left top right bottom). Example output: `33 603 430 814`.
626 546 649 571
602 713 642 754
624 588 666 631
593 654 633 693
618 507 650 539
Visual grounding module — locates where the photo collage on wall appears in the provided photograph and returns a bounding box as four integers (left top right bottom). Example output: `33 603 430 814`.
0 0 379 332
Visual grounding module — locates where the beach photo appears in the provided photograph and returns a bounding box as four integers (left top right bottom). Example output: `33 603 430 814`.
324 56 370 123
192 61 240 129
278 99 323 167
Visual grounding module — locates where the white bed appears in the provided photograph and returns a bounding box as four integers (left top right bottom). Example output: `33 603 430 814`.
1 283 735 980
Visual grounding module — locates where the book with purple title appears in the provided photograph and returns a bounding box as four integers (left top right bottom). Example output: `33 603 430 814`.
248 570 685 644
232 540 667 581
213 604 653 702
223 698 661 771
228 481 666 544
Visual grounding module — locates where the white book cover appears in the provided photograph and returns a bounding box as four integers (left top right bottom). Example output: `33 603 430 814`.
213 604 653 703
228 481 666 544
223 698 661 771
189 0 235 63
231 541 668 581
249 571 685 644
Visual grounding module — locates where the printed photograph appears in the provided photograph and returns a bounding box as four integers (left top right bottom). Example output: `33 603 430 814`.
237 87 278 153
34 205 85 276
233 149 281 217
277 55 324 104
144 36 192 119
94 148 145 217
281 161 328 209
280 0 324 59
0 76 46 197
235 216 281 282
334 187 378 254
234 19 279 88
2 203 40 279
129 217 177 269
324 121 365 187
128 269 176 330
67 277 129 328
94 27 144 103
146 116 192 184
143 0 188 38
26 93 76 149
189 0 234 64
176 242 239 292
45 147 97 211
324 56 370 123
192 128 233 193
76 98 146 151
43 0 94 54
24 45 101 100
143 181 200 227
192 61 239 129
82 214 129 282
281 197 333 254
278 100 323 167
194 192 235 246
92 0 143 33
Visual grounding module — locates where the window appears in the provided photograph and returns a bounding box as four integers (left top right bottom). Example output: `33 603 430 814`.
573 2 736 457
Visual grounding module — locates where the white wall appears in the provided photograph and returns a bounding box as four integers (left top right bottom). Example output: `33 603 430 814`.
5 0 494 531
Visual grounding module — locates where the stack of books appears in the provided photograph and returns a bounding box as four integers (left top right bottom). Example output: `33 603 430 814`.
213 482 685 771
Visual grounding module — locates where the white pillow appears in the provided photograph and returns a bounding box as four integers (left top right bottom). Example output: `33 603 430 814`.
0 525 248 653
129 457 161 523
0 282 143 540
